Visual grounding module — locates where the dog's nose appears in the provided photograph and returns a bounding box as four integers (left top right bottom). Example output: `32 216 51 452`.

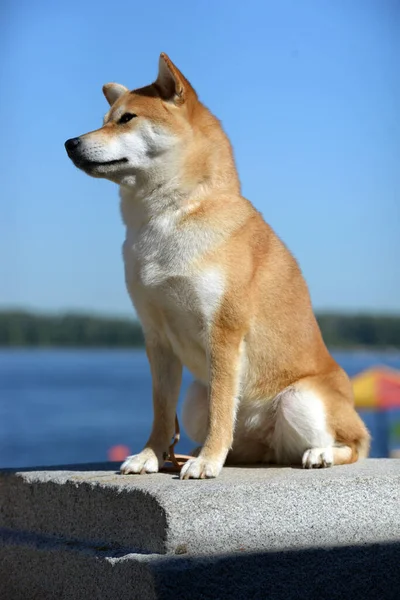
64 137 81 153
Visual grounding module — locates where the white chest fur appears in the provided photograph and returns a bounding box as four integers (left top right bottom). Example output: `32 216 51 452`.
122 207 225 375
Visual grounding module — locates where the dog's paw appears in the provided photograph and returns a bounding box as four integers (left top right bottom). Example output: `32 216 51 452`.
302 447 334 469
120 449 160 475
180 456 223 480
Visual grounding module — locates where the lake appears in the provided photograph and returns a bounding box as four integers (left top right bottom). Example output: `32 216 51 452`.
1 349 400 469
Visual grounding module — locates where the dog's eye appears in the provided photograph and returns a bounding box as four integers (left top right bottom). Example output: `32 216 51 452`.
119 113 137 124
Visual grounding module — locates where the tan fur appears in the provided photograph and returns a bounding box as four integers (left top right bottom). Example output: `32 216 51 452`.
66 53 370 478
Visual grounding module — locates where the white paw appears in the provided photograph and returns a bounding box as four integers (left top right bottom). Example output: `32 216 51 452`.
120 449 160 475
302 447 334 469
180 456 223 480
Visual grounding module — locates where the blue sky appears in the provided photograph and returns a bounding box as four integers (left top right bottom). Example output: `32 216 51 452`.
1 0 399 316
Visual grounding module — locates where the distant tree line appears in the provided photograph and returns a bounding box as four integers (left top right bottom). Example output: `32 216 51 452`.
316 313 400 349
0 311 144 348
0 310 399 349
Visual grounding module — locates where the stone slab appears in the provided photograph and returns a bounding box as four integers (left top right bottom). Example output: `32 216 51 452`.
1 529 399 600
1 459 399 556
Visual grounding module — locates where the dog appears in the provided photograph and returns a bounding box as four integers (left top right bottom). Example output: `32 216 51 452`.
65 53 370 479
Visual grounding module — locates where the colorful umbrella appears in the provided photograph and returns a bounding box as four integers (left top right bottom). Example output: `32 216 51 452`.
352 366 400 409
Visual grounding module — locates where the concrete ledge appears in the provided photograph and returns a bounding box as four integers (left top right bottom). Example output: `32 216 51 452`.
1 460 399 555
1 459 399 599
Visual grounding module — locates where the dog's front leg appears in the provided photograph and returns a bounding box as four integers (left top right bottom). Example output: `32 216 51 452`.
180 329 243 479
121 340 182 474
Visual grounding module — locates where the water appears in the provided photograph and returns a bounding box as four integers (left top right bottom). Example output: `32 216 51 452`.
1 349 399 469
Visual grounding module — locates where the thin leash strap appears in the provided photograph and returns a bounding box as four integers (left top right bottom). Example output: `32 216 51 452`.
159 414 192 473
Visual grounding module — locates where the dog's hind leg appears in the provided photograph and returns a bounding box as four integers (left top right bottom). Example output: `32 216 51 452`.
182 380 209 446
272 372 370 468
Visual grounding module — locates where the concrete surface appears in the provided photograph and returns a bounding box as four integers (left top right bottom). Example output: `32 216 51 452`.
1 459 399 599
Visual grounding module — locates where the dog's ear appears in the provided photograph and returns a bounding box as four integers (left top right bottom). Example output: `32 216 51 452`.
102 83 128 106
155 53 194 104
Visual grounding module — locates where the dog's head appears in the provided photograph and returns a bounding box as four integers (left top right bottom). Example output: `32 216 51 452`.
65 53 197 185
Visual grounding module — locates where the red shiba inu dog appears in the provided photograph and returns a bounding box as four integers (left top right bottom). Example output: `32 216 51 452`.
65 53 370 479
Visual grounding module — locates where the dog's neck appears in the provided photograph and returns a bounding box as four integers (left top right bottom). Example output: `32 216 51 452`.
119 165 192 230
